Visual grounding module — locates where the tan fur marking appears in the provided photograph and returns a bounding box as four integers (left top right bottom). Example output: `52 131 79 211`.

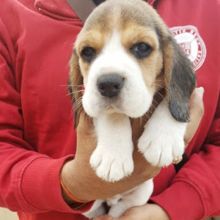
120 25 159 50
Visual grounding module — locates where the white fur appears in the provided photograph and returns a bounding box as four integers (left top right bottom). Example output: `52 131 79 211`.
84 179 153 218
108 179 153 217
138 99 186 167
90 113 134 182
84 200 106 219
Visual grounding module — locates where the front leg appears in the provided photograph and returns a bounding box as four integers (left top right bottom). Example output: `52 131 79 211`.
90 113 134 182
138 99 187 167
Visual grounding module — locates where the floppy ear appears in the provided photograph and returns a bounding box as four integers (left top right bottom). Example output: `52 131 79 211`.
162 36 196 122
69 49 84 128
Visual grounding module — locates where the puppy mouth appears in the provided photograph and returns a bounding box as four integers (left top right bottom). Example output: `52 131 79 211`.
101 97 124 114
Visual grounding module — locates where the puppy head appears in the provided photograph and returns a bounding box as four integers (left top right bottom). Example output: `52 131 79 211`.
69 0 195 127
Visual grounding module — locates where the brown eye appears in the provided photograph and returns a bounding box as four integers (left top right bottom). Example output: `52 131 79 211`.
130 42 152 59
80 47 96 62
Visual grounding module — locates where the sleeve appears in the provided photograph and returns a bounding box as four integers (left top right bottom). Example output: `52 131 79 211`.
0 19 89 214
151 95 220 219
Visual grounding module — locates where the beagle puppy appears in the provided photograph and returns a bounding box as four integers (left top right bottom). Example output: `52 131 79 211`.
69 0 195 218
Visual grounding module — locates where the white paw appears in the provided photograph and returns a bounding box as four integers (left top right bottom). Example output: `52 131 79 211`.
138 100 186 167
108 203 126 218
90 147 134 182
84 200 106 219
138 130 184 167
107 180 153 218
107 195 121 206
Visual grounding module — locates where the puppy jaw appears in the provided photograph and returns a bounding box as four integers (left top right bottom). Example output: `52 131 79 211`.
82 30 159 118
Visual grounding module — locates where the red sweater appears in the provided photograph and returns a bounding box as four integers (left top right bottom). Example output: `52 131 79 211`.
0 0 219 219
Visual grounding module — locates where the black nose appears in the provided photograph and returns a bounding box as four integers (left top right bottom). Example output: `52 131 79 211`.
97 74 124 98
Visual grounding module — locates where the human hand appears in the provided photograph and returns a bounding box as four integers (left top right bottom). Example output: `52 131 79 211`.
94 204 170 220
61 112 160 202
60 87 204 203
184 87 204 145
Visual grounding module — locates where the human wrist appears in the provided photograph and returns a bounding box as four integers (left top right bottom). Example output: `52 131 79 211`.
60 160 92 203
60 175 87 203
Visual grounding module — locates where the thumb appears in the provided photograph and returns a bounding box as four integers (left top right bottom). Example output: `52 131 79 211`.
77 112 94 135
185 87 204 144
189 87 204 123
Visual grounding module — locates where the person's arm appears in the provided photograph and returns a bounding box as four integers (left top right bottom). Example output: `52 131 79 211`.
0 18 160 213
0 19 86 214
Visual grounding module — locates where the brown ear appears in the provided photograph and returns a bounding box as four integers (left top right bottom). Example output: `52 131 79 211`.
162 36 196 122
69 49 84 128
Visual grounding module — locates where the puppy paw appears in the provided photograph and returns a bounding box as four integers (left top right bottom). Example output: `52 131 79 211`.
138 130 184 167
138 100 186 167
90 147 134 182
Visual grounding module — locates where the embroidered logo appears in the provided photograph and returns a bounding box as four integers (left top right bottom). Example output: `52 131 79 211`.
170 25 207 71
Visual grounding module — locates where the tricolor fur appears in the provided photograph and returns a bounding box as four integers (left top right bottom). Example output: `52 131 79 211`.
69 0 195 218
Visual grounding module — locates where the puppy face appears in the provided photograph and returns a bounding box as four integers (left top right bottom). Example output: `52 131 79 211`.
70 0 195 125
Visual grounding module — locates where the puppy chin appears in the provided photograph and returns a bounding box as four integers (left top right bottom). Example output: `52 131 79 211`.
82 98 121 118
123 95 153 118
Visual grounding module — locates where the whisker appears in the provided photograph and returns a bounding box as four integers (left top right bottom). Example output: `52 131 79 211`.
73 98 83 111
66 90 84 97
72 103 82 114
66 90 84 96
69 85 84 88
60 84 83 87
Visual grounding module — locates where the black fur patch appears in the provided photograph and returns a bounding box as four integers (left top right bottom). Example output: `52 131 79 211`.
168 40 196 122
155 26 196 122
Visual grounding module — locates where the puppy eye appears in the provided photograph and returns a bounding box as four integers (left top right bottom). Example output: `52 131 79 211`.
80 47 96 62
130 42 152 59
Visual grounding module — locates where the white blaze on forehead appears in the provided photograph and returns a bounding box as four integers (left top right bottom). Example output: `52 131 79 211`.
90 31 134 76
82 30 154 118
101 31 127 69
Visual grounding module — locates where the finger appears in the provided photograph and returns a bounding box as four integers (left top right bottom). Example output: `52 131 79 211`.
77 112 94 134
190 87 204 109
195 87 204 98
184 87 204 144
75 111 96 157
172 156 182 164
